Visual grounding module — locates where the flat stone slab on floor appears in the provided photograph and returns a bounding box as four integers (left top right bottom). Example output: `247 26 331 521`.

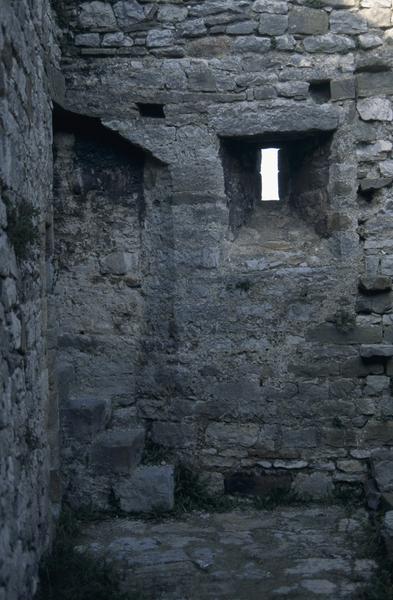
78 505 376 599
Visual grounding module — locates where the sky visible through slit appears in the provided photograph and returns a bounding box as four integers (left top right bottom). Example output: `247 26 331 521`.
261 148 279 201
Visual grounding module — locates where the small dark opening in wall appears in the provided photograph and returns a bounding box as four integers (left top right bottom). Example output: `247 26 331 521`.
309 81 331 104
137 103 165 118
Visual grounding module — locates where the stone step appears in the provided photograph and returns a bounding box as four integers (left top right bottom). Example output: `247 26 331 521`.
90 428 145 475
112 464 175 513
61 397 111 441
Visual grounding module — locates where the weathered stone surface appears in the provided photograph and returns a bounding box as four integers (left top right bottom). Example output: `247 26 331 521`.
288 7 328 35
78 507 376 598
359 275 392 293
359 177 393 192
371 449 393 493
114 465 174 512
330 78 356 101
62 397 111 440
360 345 393 359
357 98 393 122
212 102 338 137
113 1 145 26
330 10 368 34
304 34 355 54
258 14 288 36
91 429 145 474
79 2 117 30
357 71 393 98
293 473 334 500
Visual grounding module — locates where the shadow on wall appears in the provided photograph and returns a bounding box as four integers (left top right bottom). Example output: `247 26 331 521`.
51 104 176 510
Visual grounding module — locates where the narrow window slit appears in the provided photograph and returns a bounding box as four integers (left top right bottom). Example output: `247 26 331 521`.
261 148 280 201
137 103 165 118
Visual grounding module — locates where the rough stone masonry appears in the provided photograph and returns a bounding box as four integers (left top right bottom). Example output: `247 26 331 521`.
3 0 393 597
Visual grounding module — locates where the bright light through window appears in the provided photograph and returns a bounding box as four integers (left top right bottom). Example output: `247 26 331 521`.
261 148 280 201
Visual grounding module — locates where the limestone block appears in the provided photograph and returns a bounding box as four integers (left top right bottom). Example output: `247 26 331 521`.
114 465 174 512
281 428 317 449
359 276 392 293
180 18 207 38
330 10 368 34
61 397 111 440
380 161 393 177
357 98 393 122
364 375 390 396
360 8 392 28
331 78 356 101
288 7 328 35
258 14 288 35
253 0 288 14
99 251 138 276
113 1 145 27
276 82 309 98
337 460 366 474
146 29 175 48
357 140 392 161
158 6 188 23
226 21 256 35
212 102 338 138
304 34 355 54
359 177 393 192
102 32 133 47
356 291 392 314
371 449 393 492
233 36 271 53
74 33 101 47
206 422 259 448
78 2 116 31
275 34 296 51
293 473 334 500
357 72 393 98
360 345 393 360
90 428 145 474
359 33 384 49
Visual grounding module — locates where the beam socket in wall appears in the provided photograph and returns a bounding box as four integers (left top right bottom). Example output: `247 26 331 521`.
137 103 166 118
309 81 331 104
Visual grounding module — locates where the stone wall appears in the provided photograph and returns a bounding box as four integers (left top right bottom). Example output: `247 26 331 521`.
0 1 61 598
53 0 393 506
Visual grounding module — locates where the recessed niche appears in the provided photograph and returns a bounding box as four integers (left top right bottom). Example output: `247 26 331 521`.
221 132 333 236
309 81 331 104
137 103 166 118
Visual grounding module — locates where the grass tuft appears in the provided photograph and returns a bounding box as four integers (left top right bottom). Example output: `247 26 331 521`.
5 198 39 259
35 506 143 600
